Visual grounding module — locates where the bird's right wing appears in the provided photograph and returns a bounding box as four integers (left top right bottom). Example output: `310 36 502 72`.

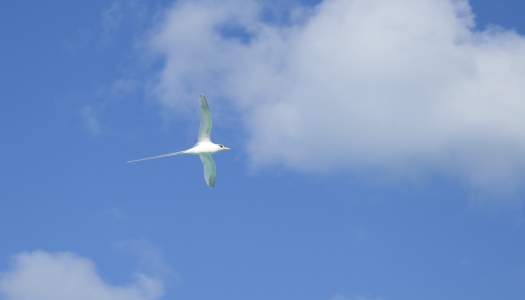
198 94 212 142
127 151 184 163
199 154 216 188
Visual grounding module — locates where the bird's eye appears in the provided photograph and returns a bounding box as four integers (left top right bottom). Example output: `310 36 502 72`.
219 145 223 148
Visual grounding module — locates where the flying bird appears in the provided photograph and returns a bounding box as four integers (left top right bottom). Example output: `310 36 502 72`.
127 94 230 188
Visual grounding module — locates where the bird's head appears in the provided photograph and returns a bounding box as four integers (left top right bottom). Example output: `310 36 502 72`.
218 144 230 151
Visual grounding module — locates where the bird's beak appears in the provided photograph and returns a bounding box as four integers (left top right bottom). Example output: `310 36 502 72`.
223 147 231 150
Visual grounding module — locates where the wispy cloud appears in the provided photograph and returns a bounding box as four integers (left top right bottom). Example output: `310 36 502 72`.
102 1 123 35
0 251 164 300
116 240 174 281
81 106 101 135
112 78 139 98
145 0 525 195
101 0 150 42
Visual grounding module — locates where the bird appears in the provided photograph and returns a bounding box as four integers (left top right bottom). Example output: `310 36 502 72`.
127 94 230 188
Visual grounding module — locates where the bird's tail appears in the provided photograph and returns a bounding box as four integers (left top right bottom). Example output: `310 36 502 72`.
127 151 185 163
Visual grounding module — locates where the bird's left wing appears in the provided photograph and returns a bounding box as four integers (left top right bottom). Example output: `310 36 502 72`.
198 94 212 142
199 154 216 188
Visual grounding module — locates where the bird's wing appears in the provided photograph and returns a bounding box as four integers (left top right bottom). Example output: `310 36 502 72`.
198 94 212 142
199 154 216 188
127 151 184 163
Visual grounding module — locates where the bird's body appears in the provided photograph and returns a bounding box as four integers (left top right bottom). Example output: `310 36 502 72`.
127 95 229 188
185 142 225 155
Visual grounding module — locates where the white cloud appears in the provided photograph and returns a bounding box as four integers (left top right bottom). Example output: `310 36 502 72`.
146 0 525 192
0 251 164 300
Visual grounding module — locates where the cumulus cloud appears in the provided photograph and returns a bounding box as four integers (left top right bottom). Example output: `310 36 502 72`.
0 251 164 300
146 0 525 191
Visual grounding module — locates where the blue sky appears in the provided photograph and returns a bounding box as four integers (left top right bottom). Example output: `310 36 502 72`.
1 0 525 299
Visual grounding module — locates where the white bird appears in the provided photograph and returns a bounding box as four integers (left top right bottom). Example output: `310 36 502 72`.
127 94 230 188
